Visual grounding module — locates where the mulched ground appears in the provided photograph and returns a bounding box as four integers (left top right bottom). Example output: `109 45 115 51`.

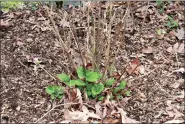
1 1 184 123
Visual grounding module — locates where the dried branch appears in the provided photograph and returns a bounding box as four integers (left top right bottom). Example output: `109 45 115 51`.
102 2 116 81
46 8 77 70
112 2 130 69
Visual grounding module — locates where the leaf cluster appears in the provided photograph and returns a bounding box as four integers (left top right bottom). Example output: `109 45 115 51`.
1 1 23 12
166 15 178 29
46 66 130 101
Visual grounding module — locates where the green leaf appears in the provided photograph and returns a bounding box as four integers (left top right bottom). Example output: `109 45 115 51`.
113 87 120 94
98 96 104 101
125 90 131 96
45 86 64 100
91 83 104 96
1 1 23 12
117 95 122 100
57 73 70 83
86 89 92 96
86 83 93 90
77 66 101 82
92 93 97 98
74 79 86 86
57 94 63 99
173 21 178 27
105 78 115 86
77 66 86 79
67 80 76 87
86 71 101 82
51 94 56 100
118 81 127 89
46 86 55 95
168 16 172 20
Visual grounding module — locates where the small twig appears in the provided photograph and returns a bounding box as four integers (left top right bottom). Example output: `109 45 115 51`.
117 65 128 82
92 12 96 70
69 24 86 70
34 102 95 123
39 65 56 81
95 7 101 70
34 102 79 123
175 52 179 67
17 59 35 76
86 4 90 56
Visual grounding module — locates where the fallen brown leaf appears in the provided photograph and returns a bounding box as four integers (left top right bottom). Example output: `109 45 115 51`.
76 88 83 105
63 105 101 122
167 43 184 54
142 47 153 54
126 57 140 75
95 102 102 117
175 28 184 40
1 20 10 27
164 120 184 123
177 43 184 53
117 107 140 123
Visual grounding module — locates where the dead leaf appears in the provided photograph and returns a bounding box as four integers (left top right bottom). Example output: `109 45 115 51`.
71 49 83 66
170 82 180 89
126 58 145 75
158 34 164 39
138 65 145 74
173 68 184 73
164 120 184 123
142 47 153 54
76 88 83 105
41 26 51 31
117 107 140 123
14 11 22 16
169 31 176 38
1 20 10 27
82 105 101 120
17 41 24 46
126 57 140 75
166 46 173 53
60 120 72 123
174 90 184 99
167 43 184 54
59 12 70 28
177 43 184 53
175 28 184 40
95 102 102 117
103 117 121 123
103 95 111 107
102 107 107 118
64 105 101 122
173 42 179 53
16 106 21 111
138 91 146 99
37 17 46 21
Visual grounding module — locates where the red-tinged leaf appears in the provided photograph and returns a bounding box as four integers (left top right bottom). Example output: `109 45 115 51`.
72 70 77 77
131 57 140 65
111 72 120 80
126 58 141 75
86 63 92 69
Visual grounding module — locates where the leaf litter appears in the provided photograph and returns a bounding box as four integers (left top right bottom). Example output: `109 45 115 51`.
1 1 184 123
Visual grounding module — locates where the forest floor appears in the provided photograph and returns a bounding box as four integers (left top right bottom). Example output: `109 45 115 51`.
1 1 184 123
